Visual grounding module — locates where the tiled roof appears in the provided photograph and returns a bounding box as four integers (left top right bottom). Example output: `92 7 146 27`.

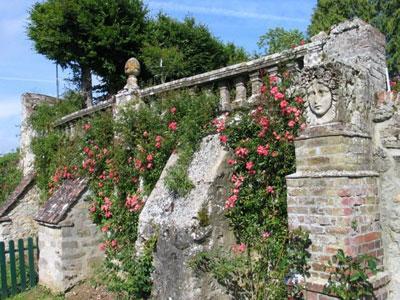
35 178 88 225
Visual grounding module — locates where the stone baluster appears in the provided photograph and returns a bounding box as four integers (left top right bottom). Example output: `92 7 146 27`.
248 71 262 105
218 81 231 112
69 122 76 139
231 76 247 109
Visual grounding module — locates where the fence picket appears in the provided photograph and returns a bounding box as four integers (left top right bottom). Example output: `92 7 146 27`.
0 242 7 298
8 241 16 296
17 239 26 292
27 238 36 288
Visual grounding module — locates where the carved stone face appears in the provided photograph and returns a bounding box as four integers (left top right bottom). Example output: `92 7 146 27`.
307 81 332 117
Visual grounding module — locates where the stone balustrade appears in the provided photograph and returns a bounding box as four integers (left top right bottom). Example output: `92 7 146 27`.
53 39 324 131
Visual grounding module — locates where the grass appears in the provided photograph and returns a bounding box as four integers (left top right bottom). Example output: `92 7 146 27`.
8 285 64 300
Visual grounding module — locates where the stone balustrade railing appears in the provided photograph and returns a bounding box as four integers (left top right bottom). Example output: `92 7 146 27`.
53 39 324 129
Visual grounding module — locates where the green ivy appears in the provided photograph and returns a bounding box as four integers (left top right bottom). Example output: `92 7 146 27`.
0 151 22 204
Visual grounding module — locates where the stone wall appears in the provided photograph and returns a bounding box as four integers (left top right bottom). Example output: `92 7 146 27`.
36 180 103 292
20 93 58 176
373 91 400 299
0 173 39 242
136 135 235 299
10 16 398 299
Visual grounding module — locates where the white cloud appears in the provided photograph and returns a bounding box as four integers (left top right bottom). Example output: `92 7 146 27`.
147 1 308 23
0 99 21 119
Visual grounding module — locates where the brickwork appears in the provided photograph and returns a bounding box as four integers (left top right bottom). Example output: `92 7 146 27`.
288 19 389 299
288 174 382 280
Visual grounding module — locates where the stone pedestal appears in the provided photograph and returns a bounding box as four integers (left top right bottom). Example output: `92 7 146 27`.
287 125 389 299
287 18 390 297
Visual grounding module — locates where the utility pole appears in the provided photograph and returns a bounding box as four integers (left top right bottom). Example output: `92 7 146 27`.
56 63 60 99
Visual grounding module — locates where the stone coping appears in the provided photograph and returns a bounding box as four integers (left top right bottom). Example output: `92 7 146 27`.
286 170 379 179
54 97 115 127
35 178 88 225
140 41 323 97
0 173 35 218
296 123 371 141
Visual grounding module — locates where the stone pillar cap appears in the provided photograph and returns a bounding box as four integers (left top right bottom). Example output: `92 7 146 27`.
124 57 140 77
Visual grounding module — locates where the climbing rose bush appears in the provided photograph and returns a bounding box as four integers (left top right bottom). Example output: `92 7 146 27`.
192 70 311 299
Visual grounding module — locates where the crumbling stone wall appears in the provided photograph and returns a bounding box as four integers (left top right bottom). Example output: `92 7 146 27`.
136 135 235 299
287 19 391 299
20 93 58 176
0 174 39 242
11 16 399 299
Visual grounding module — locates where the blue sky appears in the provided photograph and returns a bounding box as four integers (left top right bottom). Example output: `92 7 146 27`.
0 0 316 155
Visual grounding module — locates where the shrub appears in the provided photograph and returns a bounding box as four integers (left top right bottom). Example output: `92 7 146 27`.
0 151 22 204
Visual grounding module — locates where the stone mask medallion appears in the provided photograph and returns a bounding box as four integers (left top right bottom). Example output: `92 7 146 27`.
306 80 336 125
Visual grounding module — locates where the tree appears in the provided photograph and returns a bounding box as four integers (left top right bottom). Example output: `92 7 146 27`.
257 27 306 55
28 0 147 106
308 0 375 36
140 14 248 83
373 1 400 76
308 0 400 76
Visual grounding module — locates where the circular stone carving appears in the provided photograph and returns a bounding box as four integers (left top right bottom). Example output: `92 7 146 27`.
124 57 140 77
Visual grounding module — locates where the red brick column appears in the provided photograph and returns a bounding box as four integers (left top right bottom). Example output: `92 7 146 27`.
287 125 389 299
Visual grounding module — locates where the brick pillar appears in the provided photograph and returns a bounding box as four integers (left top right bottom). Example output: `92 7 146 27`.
288 19 390 299
287 126 388 298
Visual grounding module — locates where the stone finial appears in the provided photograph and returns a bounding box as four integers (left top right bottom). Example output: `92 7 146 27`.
124 57 140 90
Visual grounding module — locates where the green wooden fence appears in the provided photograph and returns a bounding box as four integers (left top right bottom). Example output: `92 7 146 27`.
0 237 38 299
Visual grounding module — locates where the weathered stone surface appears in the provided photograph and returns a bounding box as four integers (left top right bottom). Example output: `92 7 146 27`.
20 93 58 176
380 114 400 149
289 19 391 299
136 134 234 299
0 173 39 242
372 91 400 299
37 183 103 293
298 62 371 133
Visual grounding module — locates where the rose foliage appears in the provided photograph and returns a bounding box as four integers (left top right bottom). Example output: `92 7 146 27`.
30 90 218 298
191 70 311 299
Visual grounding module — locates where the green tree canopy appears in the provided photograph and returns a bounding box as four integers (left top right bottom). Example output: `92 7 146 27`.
140 14 248 84
308 0 376 36
28 0 148 106
374 1 400 76
257 27 306 55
